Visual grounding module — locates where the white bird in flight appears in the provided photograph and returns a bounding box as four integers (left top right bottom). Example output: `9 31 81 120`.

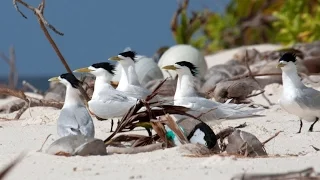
108 51 152 99
74 62 137 132
48 73 95 137
162 61 264 122
278 52 319 133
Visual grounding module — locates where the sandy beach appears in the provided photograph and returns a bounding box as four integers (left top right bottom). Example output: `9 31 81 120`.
1 46 320 180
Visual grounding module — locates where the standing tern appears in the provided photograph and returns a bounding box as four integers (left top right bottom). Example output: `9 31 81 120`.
278 52 319 133
162 61 264 121
74 62 137 132
108 51 152 99
48 73 95 137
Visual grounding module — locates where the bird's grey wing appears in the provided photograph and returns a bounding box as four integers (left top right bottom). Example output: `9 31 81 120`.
297 87 320 110
123 84 151 99
89 89 137 118
57 109 82 137
74 106 95 137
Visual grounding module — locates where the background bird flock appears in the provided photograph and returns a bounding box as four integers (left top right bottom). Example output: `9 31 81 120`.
1 0 320 179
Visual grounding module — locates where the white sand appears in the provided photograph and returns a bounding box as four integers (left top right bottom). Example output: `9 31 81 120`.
1 45 320 180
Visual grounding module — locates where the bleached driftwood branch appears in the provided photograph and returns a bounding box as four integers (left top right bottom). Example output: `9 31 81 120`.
0 87 63 119
107 143 165 154
0 46 18 89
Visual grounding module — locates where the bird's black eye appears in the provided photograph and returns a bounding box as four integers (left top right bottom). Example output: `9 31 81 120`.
119 51 137 61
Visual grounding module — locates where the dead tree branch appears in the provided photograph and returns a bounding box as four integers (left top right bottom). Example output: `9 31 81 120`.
13 0 90 101
106 143 165 154
244 50 272 106
0 87 63 119
0 46 18 89
231 167 319 180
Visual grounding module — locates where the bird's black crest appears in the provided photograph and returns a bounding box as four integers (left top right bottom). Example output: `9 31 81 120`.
279 52 297 63
92 62 115 75
187 123 217 149
119 51 137 61
60 73 81 88
176 61 198 76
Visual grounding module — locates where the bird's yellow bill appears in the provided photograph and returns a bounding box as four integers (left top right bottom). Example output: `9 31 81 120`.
108 56 121 61
48 77 59 82
162 65 178 70
277 62 286 68
73 67 93 73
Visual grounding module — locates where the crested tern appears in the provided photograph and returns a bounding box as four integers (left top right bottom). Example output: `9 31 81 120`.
278 52 319 133
108 51 152 99
162 61 264 121
74 62 137 132
48 73 95 137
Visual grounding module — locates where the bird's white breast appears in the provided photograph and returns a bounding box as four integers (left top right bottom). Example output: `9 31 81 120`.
280 92 317 122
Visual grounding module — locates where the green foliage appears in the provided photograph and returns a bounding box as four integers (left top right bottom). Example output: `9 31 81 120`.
272 0 320 45
172 8 207 49
171 0 320 54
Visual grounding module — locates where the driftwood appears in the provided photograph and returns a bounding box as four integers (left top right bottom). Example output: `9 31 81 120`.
0 87 63 119
231 167 320 180
13 0 89 102
0 46 18 90
106 143 165 154
22 80 42 94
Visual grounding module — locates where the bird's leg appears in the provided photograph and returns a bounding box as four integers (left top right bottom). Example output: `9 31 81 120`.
297 119 303 134
146 128 152 137
110 119 114 132
308 117 319 132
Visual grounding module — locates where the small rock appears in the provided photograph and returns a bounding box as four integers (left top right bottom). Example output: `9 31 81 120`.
46 135 107 156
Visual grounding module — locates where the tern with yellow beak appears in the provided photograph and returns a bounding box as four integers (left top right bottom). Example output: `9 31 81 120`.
162 61 264 121
108 51 151 99
48 73 95 137
74 62 137 132
278 52 320 133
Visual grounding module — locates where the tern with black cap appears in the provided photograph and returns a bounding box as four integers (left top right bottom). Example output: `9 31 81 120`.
108 50 151 99
74 62 137 132
278 52 320 133
48 73 95 137
162 61 264 121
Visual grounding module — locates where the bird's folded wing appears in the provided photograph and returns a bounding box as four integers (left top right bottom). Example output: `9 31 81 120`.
176 97 218 112
74 106 94 136
297 87 320 110
97 88 136 102
58 109 82 135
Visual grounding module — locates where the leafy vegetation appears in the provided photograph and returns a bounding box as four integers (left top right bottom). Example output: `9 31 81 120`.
171 0 320 54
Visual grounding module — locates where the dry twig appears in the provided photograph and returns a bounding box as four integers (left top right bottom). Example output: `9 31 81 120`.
262 131 282 145
13 0 90 101
231 167 319 180
0 46 18 89
244 50 272 106
0 152 26 180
